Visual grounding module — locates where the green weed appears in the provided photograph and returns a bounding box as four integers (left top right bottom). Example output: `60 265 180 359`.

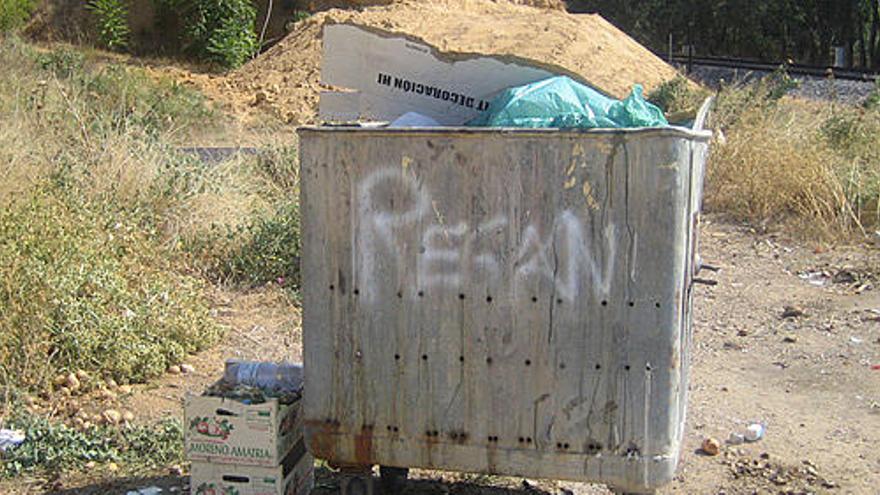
2 414 183 477
87 0 131 51
0 0 35 32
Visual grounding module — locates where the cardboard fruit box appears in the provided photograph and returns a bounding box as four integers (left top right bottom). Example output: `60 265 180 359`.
185 388 303 467
190 439 314 495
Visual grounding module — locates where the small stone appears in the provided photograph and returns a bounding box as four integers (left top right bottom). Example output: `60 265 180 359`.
65 373 81 391
167 365 181 375
101 409 122 425
252 91 267 106
759 452 770 459
122 410 135 423
82 421 93 430
105 378 118 389
100 389 117 400
701 437 721 456
783 334 798 343
180 363 196 374
168 464 184 476
75 370 89 382
22 395 35 406
782 305 806 318
107 462 119 472
118 385 132 395
85 461 96 469
60 386 72 397
53 374 67 387
72 417 85 427
737 329 749 337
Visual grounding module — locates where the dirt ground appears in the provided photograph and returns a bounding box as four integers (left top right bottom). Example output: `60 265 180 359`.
5 217 877 495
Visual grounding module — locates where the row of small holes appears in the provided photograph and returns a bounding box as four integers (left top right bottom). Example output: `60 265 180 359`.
388 354 650 371
328 286 663 308
345 424 582 449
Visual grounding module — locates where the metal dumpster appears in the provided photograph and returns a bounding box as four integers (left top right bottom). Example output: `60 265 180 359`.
298 103 712 494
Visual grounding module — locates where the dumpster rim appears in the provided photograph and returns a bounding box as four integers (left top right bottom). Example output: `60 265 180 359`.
296 125 712 141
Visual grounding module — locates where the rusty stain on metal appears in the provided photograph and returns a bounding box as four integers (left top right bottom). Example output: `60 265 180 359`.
354 425 374 465
305 419 339 461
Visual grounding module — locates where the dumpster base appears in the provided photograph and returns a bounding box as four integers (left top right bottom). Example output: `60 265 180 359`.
307 427 677 494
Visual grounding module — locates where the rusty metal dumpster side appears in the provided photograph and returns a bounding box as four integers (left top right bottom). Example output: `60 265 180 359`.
299 126 711 493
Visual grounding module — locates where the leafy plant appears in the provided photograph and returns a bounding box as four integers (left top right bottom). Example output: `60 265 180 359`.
647 75 709 115
1 415 183 477
87 0 131 51
180 0 259 68
0 0 36 32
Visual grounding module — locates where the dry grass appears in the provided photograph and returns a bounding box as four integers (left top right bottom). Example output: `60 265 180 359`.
0 37 300 394
703 76 880 240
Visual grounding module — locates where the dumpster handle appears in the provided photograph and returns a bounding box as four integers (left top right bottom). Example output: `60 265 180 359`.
692 96 715 132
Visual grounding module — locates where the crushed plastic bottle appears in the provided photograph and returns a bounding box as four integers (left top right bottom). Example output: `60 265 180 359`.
223 360 303 394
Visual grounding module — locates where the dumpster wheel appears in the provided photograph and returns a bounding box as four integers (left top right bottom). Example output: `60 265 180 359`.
379 466 409 493
339 469 376 495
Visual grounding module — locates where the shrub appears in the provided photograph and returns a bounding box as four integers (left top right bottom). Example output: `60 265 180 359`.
87 0 131 51
0 191 221 390
178 147 302 290
706 74 880 238
0 0 35 32
647 75 710 115
179 0 259 68
0 42 222 393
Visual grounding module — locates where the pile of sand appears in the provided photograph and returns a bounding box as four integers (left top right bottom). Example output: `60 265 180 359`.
218 0 680 124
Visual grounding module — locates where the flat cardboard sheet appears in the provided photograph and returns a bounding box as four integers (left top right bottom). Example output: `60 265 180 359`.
320 24 562 124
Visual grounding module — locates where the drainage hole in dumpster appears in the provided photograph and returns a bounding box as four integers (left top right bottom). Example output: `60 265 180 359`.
646 363 653 371
486 357 493 365
459 293 466 300
624 365 631 371
525 359 531 366
397 291 403 299
595 364 601 370
556 298 563 304
526 437 532 444
353 288 360 296
601 300 608 306
518 437 524 443
329 284 335 291
394 354 400 361
586 442 602 454
418 290 425 297
421 354 428 361
486 295 493 303
488 436 498 443
628 301 635 307
655 302 661 308
459 355 465 363
531 296 538 303
559 362 566 370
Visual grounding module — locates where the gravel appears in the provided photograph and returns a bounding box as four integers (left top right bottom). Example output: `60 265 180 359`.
680 64 877 105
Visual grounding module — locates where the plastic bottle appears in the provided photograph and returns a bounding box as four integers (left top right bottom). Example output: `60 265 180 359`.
223 360 303 393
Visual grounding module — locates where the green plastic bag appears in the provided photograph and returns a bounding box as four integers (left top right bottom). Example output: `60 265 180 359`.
467 76 668 129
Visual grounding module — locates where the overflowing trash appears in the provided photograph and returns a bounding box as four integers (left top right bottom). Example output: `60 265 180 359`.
467 76 667 129
186 360 313 494
209 360 303 404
